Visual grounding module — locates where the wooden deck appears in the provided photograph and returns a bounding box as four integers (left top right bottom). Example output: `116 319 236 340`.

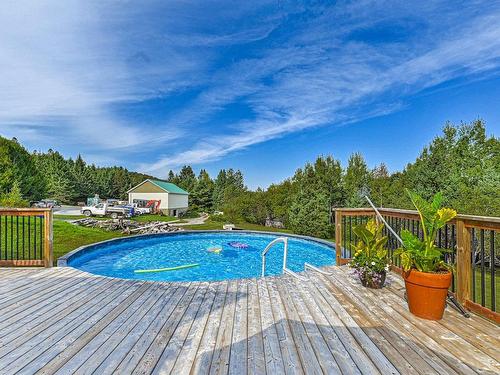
0 267 498 374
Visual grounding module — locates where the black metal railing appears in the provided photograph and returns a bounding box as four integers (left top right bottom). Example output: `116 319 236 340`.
0 209 53 267
471 228 497 312
335 207 499 321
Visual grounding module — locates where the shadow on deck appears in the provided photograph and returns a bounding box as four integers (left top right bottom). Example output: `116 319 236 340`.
0 266 498 374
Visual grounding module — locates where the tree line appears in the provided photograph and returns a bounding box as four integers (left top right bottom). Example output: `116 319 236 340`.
1 120 498 238
0 141 153 206
166 120 499 238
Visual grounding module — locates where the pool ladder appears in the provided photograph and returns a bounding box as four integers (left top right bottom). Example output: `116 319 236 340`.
261 237 303 279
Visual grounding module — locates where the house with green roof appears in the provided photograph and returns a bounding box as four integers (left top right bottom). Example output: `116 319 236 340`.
127 179 189 217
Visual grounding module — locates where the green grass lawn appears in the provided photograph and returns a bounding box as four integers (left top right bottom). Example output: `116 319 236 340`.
131 214 177 223
54 214 87 220
53 221 124 263
54 214 177 223
183 218 293 233
471 268 499 312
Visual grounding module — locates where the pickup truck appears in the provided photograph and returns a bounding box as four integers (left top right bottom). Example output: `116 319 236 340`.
31 199 61 208
80 203 133 219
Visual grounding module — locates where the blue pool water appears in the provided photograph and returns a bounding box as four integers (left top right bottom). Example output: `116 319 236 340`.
68 232 335 282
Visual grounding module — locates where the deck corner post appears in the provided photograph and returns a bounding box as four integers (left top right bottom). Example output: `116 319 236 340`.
43 209 53 268
335 210 342 266
456 219 471 305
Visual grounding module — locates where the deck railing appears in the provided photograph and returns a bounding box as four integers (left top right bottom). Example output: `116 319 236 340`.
334 207 499 322
0 208 53 267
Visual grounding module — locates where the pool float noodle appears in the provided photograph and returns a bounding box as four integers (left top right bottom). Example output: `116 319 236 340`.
134 263 200 274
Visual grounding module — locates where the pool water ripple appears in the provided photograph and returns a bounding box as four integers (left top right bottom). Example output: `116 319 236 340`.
68 232 335 282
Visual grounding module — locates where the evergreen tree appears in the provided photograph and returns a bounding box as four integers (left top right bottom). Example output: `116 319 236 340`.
177 166 197 192
403 120 500 215
167 170 176 183
370 163 390 207
265 180 295 225
313 155 345 220
0 137 46 200
212 169 227 210
33 149 77 203
191 169 214 210
288 164 332 238
344 152 371 207
72 154 95 202
0 180 29 207
223 169 246 203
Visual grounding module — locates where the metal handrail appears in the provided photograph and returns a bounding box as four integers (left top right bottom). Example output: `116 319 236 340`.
261 237 288 277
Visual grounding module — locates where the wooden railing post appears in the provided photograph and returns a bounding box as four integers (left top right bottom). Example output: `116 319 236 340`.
456 219 471 305
43 209 53 267
335 210 342 266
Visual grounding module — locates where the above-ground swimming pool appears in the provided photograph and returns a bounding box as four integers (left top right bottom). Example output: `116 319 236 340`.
62 231 335 282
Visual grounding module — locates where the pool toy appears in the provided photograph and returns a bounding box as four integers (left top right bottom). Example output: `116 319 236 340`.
134 263 199 274
227 241 249 249
207 246 223 254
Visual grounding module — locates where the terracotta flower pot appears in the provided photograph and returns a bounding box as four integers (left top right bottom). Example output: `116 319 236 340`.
403 269 452 320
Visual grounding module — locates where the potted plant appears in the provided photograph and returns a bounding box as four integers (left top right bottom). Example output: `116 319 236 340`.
349 218 390 289
395 190 457 320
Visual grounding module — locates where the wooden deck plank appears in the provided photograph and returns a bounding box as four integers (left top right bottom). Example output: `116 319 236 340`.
301 273 385 374
0 267 73 294
0 268 80 308
343 269 500 374
0 268 55 293
0 279 141 374
228 279 249 375
171 282 219 375
35 281 153 375
151 282 209 374
380 272 500 361
298 271 400 375
208 279 238 375
0 278 130 361
0 276 111 343
131 283 199 374
326 268 478 375
0 271 101 328
380 269 500 336
287 276 361 375
0 267 498 374
246 278 266 375
57 281 165 374
315 270 448 375
273 276 324 375
373 286 500 373
282 276 344 374
257 277 286 375
189 281 228 374
265 277 304 375
112 283 191 374
87 282 176 375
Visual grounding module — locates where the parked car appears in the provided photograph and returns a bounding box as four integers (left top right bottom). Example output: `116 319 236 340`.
31 200 61 208
129 203 151 215
80 203 132 219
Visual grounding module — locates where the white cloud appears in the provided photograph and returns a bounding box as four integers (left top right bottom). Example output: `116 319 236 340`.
141 4 500 174
0 1 199 153
1 0 499 175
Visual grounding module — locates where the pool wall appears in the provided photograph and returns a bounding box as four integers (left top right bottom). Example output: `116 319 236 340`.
57 230 335 267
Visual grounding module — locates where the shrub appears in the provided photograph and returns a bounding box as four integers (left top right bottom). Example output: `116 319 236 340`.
0 181 29 207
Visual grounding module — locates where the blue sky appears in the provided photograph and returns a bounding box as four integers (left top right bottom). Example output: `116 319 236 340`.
1 1 499 189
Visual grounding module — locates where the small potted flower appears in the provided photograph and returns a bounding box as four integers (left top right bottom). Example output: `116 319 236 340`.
349 218 390 289
395 190 456 320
